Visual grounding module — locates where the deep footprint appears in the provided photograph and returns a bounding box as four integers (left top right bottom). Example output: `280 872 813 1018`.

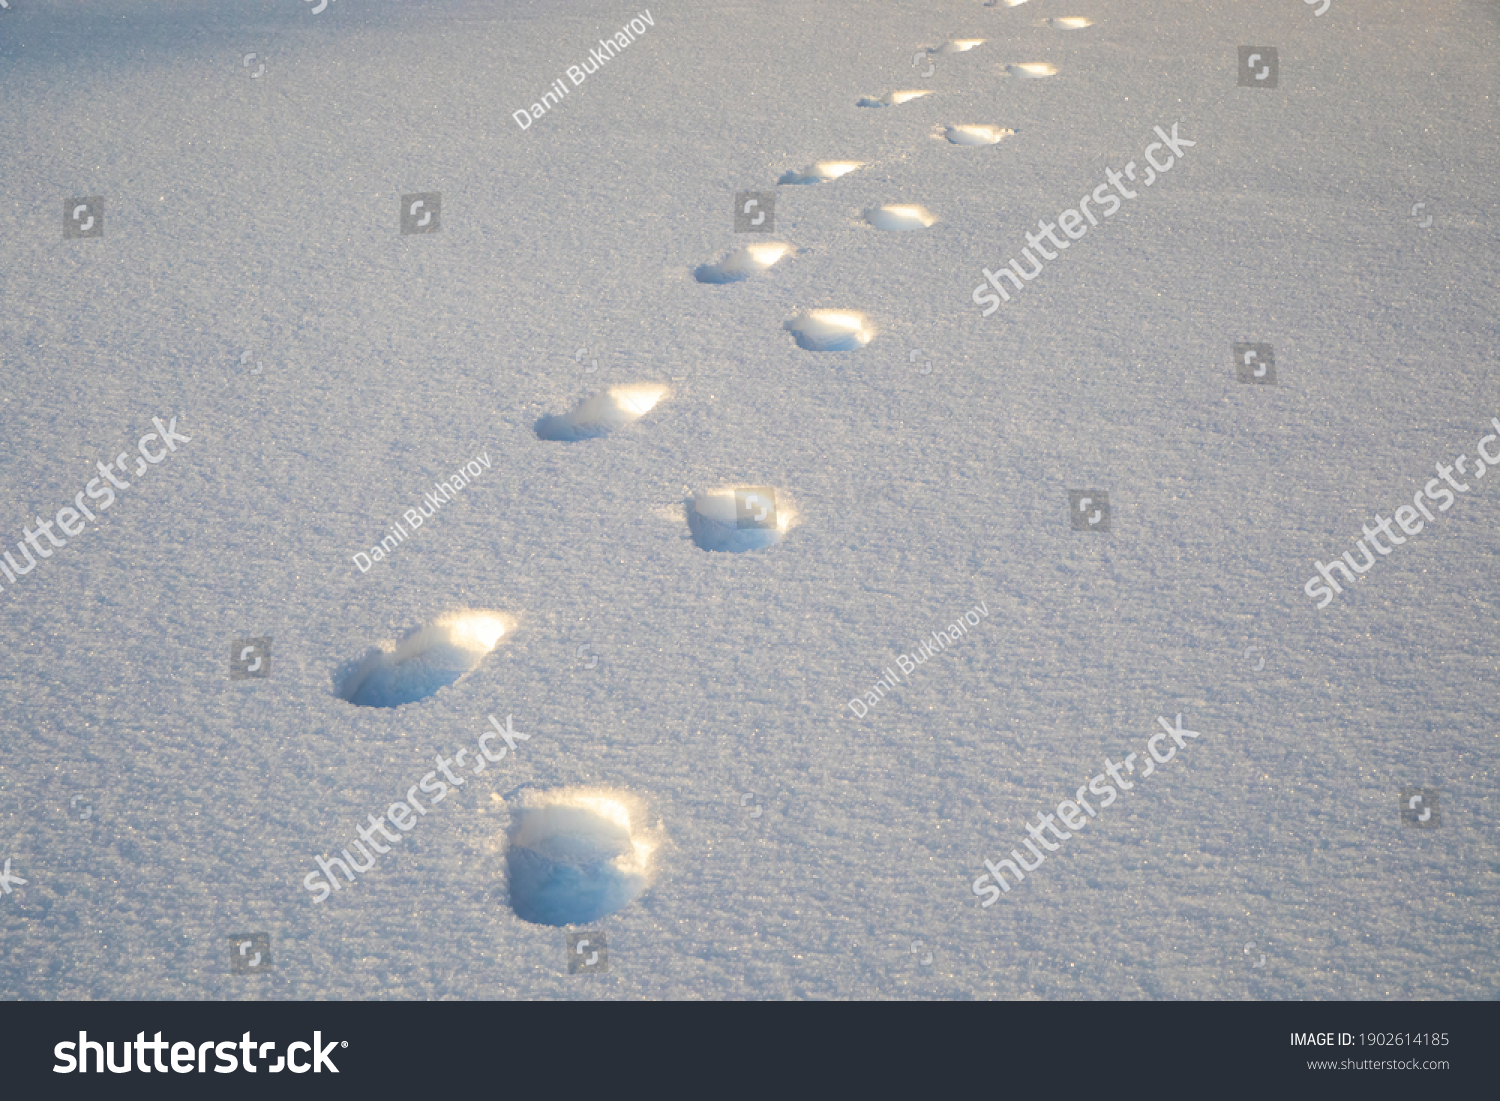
335 610 509 708
783 309 873 351
535 385 668 441
778 160 865 185
686 485 791 552
694 242 790 284
506 787 656 926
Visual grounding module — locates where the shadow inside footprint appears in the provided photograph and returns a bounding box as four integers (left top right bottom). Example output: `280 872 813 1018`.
535 385 668 441
506 789 654 926
335 611 508 708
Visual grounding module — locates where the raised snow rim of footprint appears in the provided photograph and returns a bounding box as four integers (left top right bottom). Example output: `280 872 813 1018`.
856 89 933 108
535 384 669 441
1048 17 1094 29
942 124 1015 146
685 485 795 552
865 204 938 231
336 610 510 708
934 38 986 54
1005 62 1058 78
783 309 873 351
778 160 865 185
505 786 658 927
693 241 791 284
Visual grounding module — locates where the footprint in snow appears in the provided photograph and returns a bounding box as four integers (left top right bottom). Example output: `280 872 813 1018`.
939 124 1015 146
1048 17 1094 29
335 610 510 708
694 241 791 284
856 89 933 108
505 786 658 926
534 384 668 441
778 160 864 185
865 204 938 231
685 486 794 552
1004 62 1058 78
783 309 874 351
932 38 986 54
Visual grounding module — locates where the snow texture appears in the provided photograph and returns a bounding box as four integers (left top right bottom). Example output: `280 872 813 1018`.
0 0 1497 1001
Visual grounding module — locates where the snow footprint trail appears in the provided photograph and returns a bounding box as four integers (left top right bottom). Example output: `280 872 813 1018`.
534 384 668 441
686 486 794 552
694 241 791 284
505 787 658 926
335 611 509 708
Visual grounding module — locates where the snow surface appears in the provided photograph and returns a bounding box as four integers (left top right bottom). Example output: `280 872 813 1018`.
0 0 1497 1000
